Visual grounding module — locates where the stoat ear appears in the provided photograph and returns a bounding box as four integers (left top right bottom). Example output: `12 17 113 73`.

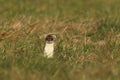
52 35 56 41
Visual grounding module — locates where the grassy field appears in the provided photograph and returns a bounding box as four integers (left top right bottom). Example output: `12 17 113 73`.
0 0 120 80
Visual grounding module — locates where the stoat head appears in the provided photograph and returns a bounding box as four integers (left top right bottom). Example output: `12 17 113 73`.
45 34 56 44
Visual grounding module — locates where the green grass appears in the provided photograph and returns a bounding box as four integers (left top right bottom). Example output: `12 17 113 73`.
0 0 120 80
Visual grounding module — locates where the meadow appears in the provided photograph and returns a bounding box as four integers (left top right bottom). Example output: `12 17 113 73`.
0 0 120 80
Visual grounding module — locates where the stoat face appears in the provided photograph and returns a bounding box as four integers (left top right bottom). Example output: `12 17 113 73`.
45 35 55 44
44 34 56 58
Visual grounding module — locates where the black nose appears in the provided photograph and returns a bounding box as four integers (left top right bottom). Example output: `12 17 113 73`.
45 35 54 41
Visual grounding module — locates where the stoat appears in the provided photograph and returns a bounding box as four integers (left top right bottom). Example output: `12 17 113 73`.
44 34 56 58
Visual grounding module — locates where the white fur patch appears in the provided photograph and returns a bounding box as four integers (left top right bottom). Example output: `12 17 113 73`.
44 42 54 58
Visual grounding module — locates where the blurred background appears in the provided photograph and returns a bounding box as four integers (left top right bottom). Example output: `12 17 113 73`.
0 0 120 80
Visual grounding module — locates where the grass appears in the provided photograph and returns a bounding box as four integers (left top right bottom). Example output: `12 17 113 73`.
0 0 120 80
